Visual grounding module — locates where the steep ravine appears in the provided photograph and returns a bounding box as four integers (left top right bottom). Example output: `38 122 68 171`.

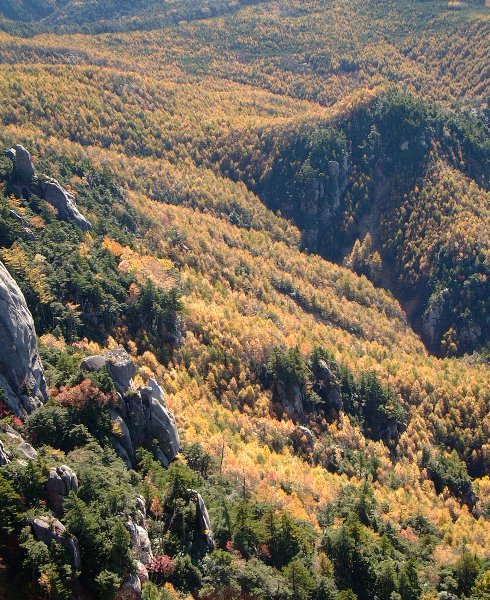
211 92 490 355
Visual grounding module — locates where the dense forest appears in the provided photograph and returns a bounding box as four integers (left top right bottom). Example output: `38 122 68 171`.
0 0 266 34
204 89 490 353
0 0 489 599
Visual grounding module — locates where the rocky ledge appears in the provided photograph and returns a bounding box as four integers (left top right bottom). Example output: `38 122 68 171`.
5 144 91 231
81 348 180 468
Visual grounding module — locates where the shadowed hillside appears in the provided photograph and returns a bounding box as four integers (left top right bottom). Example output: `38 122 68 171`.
0 0 267 33
205 89 490 354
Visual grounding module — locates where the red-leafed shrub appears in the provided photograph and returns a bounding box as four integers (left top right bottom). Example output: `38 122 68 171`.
0 396 23 428
52 379 116 409
11 416 23 429
148 554 176 584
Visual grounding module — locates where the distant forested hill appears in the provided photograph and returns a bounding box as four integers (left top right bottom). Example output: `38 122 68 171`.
0 0 267 33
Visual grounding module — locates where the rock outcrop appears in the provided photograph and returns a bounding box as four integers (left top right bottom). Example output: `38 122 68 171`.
136 562 149 586
9 209 35 239
5 144 91 231
312 359 343 416
81 349 180 468
0 261 48 417
141 384 180 467
115 574 141 600
293 425 314 447
273 357 344 422
124 498 151 596
5 144 35 192
283 151 349 256
0 439 12 465
328 160 340 177
39 178 92 231
290 425 314 456
46 465 79 515
2 424 38 461
272 378 305 421
81 348 137 395
423 288 451 349
0 374 29 417
189 489 215 550
32 516 82 570
135 496 146 523
18 439 38 460
126 517 153 565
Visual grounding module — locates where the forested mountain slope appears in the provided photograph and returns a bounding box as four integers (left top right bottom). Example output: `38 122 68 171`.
207 90 490 354
0 0 266 33
0 1 489 599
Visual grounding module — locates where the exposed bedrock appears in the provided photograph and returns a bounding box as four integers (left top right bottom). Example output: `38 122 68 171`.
81 348 180 468
0 261 48 417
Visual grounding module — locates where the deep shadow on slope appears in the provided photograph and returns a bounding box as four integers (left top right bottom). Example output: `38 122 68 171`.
208 90 490 356
0 0 269 35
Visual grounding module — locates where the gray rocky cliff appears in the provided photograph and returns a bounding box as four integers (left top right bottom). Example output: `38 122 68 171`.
38 178 92 231
81 348 180 468
189 489 215 550
46 464 79 515
422 288 451 349
0 261 48 416
5 144 91 231
32 516 82 570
